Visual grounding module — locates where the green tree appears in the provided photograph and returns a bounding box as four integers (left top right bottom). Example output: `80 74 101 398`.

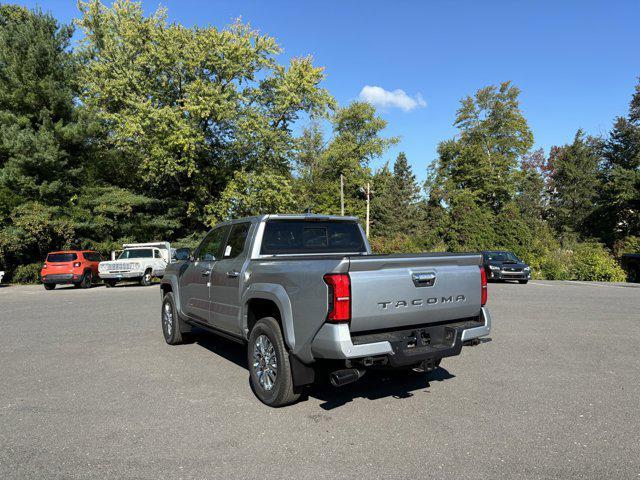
371 152 422 237
305 101 397 217
546 130 600 236
205 169 295 224
77 0 334 231
428 82 533 213
590 79 640 244
0 6 94 275
516 148 546 223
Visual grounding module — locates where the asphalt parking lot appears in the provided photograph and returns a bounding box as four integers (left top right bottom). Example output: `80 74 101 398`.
1 280 639 479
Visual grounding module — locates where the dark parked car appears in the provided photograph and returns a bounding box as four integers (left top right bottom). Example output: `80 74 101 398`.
481 251 531 284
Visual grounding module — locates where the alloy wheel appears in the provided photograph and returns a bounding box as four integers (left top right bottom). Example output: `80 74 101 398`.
163 301 173 336
253 334 277 391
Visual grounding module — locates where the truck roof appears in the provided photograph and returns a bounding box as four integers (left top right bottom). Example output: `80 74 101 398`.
219 214 360 225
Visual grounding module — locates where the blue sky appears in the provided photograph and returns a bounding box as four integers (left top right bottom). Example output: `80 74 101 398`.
22 0 640 181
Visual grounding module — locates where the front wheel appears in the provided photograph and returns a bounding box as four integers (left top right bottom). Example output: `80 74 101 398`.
161 292 185 345
248 317 300 407
140 270 153 286
519 280 528 284
104 279 117 288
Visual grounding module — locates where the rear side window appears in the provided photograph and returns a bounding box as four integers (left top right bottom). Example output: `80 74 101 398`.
223 223 251 259
47 253 77 263
261 220 366 255
83 252 102 262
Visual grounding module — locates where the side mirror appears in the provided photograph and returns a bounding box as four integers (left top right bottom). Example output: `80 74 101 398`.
175 247 191 261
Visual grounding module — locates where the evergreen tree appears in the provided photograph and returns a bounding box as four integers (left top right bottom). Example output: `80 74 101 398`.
372 152 422 237
590 79 640 244
547 130 600 237
516 149 546 223
0 6 92 270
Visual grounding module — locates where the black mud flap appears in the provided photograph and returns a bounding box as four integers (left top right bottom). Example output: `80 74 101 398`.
289 353 315 388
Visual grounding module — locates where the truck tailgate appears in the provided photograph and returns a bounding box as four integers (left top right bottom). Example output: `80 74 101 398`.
347 254 482 333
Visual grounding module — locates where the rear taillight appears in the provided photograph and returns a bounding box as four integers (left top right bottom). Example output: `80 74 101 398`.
480 266 487 306
323 273 351 322
73 262 81 268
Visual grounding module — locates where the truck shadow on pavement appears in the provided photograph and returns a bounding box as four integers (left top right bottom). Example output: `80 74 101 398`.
194 331 457 410
310 368 455 410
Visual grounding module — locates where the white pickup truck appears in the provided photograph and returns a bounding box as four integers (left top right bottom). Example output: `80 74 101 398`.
98 242 172 287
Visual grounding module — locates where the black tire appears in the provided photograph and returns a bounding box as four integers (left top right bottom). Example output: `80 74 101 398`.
161 292 185 345
105 280 117 288
80 271 93 289
43 283 55 290
248 317 299 407
519 280 528 284
140 269 153 286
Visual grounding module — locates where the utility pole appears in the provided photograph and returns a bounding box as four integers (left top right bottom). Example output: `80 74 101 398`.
340 174 344 216
359 182 373 237
365 181 370 237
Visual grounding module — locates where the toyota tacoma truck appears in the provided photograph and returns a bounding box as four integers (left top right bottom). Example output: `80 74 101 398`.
160 215 491 407
99 242 172 287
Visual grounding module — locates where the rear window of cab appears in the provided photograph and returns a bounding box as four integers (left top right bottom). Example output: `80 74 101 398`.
47 253 78 263
261 220 366 255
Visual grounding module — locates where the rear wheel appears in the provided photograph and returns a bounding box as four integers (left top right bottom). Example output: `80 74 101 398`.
80 271 93 289
248 317 299 407
43 283 55 290
140 269 153 286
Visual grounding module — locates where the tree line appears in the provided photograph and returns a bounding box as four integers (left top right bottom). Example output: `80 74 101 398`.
0 1 638 282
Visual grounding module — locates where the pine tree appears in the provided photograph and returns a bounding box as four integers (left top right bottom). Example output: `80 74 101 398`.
591 79 640 244
547 130 600 237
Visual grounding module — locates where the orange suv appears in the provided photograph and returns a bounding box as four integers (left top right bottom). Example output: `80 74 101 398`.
41 250 103 290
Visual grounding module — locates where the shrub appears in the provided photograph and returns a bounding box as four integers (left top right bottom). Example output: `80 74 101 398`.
568 243 626 282
11 263 42 284
539 251 570 280
613 236 640 256
370 235 423 254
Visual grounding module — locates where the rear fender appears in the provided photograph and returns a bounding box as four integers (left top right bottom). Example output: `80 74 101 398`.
242 283 295 350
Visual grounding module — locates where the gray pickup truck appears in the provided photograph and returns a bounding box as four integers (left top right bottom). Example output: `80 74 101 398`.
160 214 490 407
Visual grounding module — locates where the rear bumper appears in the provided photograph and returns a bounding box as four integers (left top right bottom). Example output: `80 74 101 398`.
311 307 491 362
42 273 76 284
98 272 142 280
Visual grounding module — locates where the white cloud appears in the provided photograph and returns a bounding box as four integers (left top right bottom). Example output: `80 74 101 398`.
358 85 427 112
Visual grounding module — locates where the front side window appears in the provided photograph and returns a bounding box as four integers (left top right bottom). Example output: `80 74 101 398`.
223 223 250 259
154 250 161 259
197 227 227 261
118 249 153 259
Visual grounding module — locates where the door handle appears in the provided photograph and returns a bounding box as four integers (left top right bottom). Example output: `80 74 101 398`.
226 270 240 278
201 269 211 276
